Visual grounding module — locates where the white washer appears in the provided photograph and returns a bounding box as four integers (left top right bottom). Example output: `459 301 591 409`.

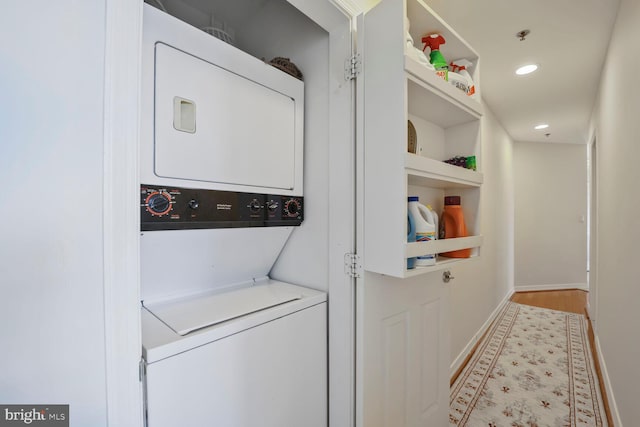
142 280 327 427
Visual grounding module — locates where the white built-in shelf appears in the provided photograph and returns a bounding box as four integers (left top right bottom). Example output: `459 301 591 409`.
403 255 477 277
405 235 483 259
407 0 479 65
405 153 482 188
405 56 482 127
361 0 483 279
401 236 482 278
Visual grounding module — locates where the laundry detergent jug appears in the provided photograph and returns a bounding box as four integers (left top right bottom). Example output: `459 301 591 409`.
408 196 436 266
440 196 471 258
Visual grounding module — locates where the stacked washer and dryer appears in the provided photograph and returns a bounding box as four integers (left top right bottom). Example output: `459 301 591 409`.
139 5 327 426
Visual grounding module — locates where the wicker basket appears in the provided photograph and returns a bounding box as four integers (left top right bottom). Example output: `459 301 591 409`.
268 57 303 81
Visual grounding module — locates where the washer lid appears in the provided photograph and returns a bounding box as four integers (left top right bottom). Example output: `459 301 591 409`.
144 284 302 336
142 280 327 363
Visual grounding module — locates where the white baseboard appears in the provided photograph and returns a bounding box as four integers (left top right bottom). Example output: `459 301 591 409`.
514 283 588 292
594 335 622 426
450 288 515 378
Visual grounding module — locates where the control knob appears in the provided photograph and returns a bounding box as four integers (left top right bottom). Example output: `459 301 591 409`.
248 199 262 213
267 200 279 213
283 198 301 218
145 191 172 217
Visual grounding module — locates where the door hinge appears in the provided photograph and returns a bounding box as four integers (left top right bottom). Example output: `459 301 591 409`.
344 253 362 278
345 54 361 81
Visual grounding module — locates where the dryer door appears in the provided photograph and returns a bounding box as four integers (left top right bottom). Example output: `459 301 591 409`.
154 43 300 191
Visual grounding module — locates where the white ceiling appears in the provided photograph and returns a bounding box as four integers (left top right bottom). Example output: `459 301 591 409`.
426 0 620 144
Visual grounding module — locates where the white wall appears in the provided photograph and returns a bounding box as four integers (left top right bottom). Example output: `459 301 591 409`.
590 0 640 423
0 2 109 425
513 142 587 290
448 104 515 369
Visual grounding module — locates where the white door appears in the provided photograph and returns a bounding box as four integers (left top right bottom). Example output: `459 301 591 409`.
355 273 450 427
354 10 450 426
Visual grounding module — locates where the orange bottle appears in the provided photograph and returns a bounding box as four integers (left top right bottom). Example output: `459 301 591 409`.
440 196 471 258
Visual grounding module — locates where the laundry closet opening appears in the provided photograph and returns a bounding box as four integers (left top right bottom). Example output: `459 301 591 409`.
138 1 345 426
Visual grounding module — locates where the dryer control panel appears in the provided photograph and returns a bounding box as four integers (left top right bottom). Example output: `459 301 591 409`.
141 185 303 231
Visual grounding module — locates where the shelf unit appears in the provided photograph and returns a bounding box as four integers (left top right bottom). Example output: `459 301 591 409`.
405 153 482 188
402 254 479 278
362 0 483 278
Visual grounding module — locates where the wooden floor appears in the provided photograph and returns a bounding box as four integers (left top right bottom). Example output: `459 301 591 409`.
510 290 614 426
510 289 587 314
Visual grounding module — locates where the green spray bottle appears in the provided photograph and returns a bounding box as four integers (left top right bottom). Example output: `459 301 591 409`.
422 34 448 81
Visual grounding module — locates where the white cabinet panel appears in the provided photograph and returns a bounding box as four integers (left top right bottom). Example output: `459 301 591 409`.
382 312 409 427
359 272 449 427
420 299 441 421
145 303 327 427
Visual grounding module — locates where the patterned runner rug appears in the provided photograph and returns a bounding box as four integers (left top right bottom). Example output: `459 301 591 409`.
450 302 607 427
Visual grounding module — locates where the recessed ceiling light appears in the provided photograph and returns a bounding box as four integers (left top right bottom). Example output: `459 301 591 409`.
516 64 538 75
534 124 549 130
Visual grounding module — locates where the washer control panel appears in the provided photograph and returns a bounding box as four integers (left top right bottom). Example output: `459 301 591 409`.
141 185 303 231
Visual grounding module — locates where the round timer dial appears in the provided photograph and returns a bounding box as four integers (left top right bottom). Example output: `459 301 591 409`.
283 198 301 218
145 191 173 217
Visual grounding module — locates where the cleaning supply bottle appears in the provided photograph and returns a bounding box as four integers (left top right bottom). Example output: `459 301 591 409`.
407 212 416 269
408 196 436 266
440 196 471 258
449 59 477 98
421 34 448 81
447 69 469 95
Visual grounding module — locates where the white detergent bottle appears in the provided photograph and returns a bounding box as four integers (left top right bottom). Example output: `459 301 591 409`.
408 196 436 266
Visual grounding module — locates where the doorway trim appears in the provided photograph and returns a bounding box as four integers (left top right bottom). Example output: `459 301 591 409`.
103 0 143 425
587 132 598 326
